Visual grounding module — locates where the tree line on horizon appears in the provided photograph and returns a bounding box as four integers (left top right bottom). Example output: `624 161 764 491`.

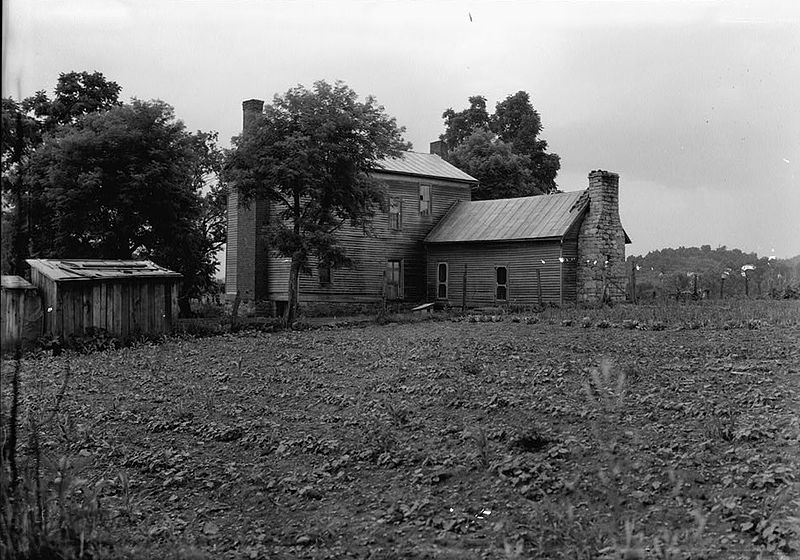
629 245 800 299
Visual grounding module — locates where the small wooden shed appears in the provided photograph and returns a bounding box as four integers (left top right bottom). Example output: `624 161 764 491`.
26 259 182 340
1 275 43 352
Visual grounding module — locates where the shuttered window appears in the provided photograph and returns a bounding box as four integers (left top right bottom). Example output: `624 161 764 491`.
437 262 448 299
388 197 402 230
385 260 403 299
496 266 508 301
419 184 431 215
319 264 331 285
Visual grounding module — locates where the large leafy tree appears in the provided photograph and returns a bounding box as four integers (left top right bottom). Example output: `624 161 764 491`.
2 71 122 274
447 129 536 200
440 91 561 198
25 99 224 316
225 80 410 325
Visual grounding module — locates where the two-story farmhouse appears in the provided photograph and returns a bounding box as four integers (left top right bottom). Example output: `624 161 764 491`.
226 99 630 313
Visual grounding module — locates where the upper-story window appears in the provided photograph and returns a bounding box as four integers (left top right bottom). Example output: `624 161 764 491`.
388 197 402 230
419 184 431 215
319 263 331 285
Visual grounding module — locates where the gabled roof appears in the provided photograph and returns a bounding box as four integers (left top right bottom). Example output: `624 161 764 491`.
26 259 182 282
424 190 589 244
374 152 477 184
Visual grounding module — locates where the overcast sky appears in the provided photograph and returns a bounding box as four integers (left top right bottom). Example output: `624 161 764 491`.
4 0 799 259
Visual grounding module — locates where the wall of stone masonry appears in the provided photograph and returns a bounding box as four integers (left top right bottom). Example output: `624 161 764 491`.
576 170 628 303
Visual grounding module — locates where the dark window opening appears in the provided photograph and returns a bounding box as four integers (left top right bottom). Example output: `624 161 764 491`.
437 262 448 299
496 266 508 301
388 197 401 230
419 184 431 215
319 264 331 285
385 260 403 299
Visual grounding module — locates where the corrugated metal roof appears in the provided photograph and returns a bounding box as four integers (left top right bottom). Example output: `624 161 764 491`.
26 259 182 282
424 190 588 244
375 152 477 183
1 275 37 290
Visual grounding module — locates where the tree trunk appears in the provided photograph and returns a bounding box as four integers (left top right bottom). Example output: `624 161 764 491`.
178 295 193 318
12 112 29 276
285 257 302 327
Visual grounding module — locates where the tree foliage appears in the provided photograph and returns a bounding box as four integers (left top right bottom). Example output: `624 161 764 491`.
2 71 226 316
440 91 560 199
447 130 536 200
225 80 410 325
25 100 224 314
2 72 124 275
629 245 800 299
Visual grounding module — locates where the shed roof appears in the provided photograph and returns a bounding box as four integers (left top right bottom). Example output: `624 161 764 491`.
375 152 477 183
425 190 588 244
26 259 182 282
1 275 37 290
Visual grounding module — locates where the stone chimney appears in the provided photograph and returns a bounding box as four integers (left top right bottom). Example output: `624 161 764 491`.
429 140 447 159
576 170 628 303
225 99 269 305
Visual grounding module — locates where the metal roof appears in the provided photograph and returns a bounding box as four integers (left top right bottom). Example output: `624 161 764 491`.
374 152 477 183
26 259 182 282
424 190 588 244
1 275 37 290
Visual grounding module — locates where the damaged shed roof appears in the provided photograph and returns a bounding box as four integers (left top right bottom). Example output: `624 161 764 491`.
26 259 182 282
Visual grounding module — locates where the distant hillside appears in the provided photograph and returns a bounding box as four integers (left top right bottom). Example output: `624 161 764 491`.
627 245 799 298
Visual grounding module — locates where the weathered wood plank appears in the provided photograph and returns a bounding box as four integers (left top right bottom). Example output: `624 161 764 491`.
112 282 122 336
92 284 103 329
426 240 564 307
267 177 471 303
154 280 165 334
120 281 131 340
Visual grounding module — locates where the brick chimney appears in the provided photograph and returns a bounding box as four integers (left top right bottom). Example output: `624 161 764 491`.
225 99 269 304
576 170 628 303
429 140 447 159
242 98 264 131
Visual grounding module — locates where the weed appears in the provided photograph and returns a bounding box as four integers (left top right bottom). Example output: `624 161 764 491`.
384 401 410 427
466 426 490 469
1 355 113 559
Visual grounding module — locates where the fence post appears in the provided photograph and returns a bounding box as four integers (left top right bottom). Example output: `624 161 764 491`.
630 258 637 304
462 264 467 314
536 269 543 307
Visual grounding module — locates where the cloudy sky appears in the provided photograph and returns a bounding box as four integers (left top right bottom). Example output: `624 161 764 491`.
4 0 799 259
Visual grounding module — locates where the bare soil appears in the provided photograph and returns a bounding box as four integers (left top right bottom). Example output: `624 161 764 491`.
3 303 799 559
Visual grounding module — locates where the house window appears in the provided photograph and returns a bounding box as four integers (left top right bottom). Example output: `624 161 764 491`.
319 264 331 285
419 184 431 215
496 266 508 301
388 197 402 230
437 262 448 299
385 260 403 299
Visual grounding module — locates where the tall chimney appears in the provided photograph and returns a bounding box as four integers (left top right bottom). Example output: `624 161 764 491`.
242 99 264 131
429 140 447 159
576 170 628 302
226 99 269 307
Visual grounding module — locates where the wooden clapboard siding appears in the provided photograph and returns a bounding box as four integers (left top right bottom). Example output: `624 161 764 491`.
266 175 472 303
1 278 43 350
425 240 564 307
225 188 239 296
32 277 178 339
